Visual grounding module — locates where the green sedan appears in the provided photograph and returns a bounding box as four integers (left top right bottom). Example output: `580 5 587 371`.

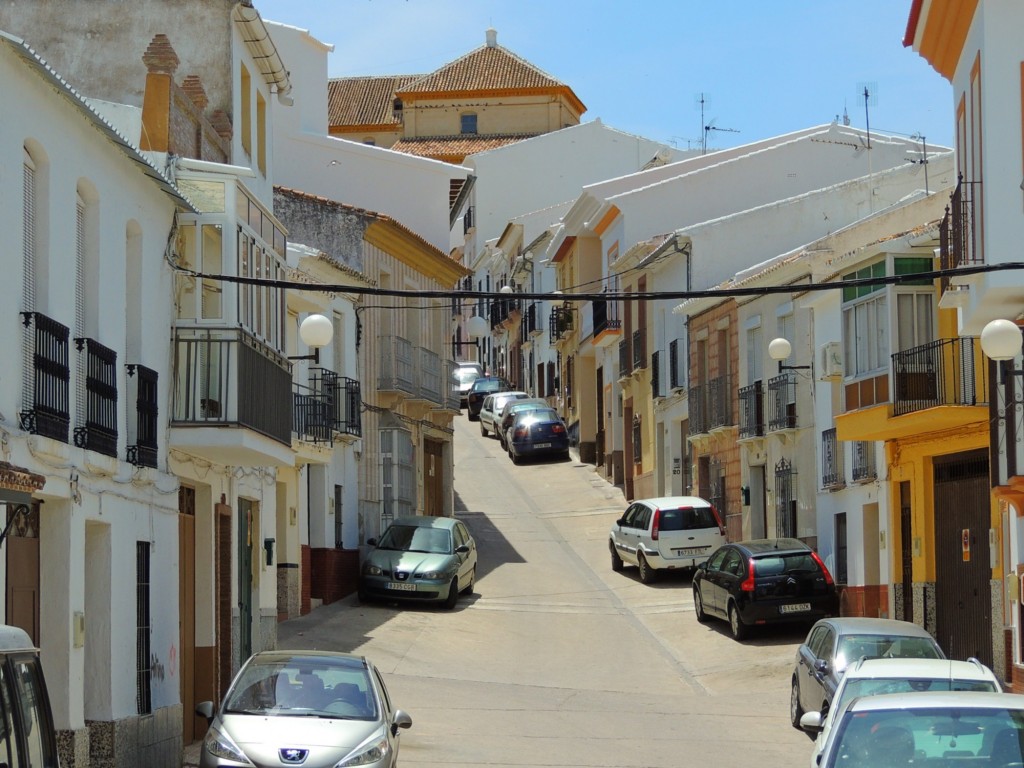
358 515 477 609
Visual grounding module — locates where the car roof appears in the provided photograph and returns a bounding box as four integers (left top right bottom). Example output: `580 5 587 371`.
730 538 810 555
844 657 996 682
635 496 713 509
845 690 1024 713
389 515 460 530
505 398 547 409
513 407 559 420
0 625 35 653
248 649 367 666
812 617 937 638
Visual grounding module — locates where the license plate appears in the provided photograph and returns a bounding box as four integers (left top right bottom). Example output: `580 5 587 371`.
675 547 706 555
780 602 811 614
387 582 416 592
533 442 552 449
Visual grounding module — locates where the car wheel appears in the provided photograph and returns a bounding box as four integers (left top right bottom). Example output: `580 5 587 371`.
461 567 476 595
693 586 708 622
610 542 624 572
637 553 657 584
790 677 805 729
480 421 488 437
444 577 459 609
728 601 748 640
510 446 520 464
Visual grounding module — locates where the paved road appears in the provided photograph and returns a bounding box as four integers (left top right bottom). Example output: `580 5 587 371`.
275 415 813 767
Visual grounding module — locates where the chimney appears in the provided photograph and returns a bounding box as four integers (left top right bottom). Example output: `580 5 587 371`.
485 28 497 47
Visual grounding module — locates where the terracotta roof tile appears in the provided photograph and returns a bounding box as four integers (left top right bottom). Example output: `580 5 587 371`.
390 134 537 160
398 43 568 95
328 74 421 127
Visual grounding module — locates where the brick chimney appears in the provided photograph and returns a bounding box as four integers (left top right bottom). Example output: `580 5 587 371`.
139 34 180 151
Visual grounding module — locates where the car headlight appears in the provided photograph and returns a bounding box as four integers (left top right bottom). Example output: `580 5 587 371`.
364 564 383 576
335 732 390 767
420 570 448 580
203 723 253 764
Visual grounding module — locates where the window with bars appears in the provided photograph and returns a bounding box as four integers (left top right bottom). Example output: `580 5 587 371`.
631 416 642 465
127 364 158 468
136 541 152 715
774 458 797 538
334 484 343 548
852 441 877 481
835 513 848 585
651 350 661 398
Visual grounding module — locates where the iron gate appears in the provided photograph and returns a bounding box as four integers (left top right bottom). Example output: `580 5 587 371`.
933 450 992 666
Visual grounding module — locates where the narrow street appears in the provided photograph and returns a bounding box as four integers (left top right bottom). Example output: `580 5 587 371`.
273 416 813 767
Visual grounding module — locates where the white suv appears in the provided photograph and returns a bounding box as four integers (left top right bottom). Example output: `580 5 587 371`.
799 656 1001 767
609 496 725 583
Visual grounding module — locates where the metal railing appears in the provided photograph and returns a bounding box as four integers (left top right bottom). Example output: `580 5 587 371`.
669 339 682 390
548 305 573 344
443 360 461 411
522 302 541 338
126 364 159 468
74 337 119 457
632 329 646 371
707 374 733 429
689 383 709 435
618 338 631 378
417 347 442 403
294 368 362 442
852 441 876 482
19 312 70 442
891 337 987 416
767 372 797 431
651 350 661 398
775 458 797 538
172 327 292 445
822 427 844 490
378 335 416 396
592 298 621 336
738 381 764 438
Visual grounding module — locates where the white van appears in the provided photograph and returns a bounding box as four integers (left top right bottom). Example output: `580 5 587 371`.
0 624 60 765
609 496 726 583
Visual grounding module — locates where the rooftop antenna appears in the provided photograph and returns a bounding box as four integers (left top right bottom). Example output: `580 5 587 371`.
704 119 740 155
694 92 739 155
908 133 930 195
857 81 878 149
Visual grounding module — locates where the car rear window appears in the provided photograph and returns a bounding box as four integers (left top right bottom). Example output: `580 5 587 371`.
753 552 818 577
836 677 997 714
659 506 718 531
837 635 942 666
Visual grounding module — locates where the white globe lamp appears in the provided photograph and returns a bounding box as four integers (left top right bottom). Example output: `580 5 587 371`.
293 314 333 364
768 337 793 362
467 315 489 340
980 319 1023 361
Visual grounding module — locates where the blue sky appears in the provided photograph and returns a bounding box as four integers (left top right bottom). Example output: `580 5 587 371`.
255 0 954 152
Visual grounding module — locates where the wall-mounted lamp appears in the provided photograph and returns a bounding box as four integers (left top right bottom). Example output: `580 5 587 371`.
499 283 515 295
980 319 1024 384
768 337 810 373
288 314 333 364
467 314 489 340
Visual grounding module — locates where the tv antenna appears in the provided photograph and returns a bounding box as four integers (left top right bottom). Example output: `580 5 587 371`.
694 92 739 155
857 81 878 149
703 119 740 155
907 132 930 194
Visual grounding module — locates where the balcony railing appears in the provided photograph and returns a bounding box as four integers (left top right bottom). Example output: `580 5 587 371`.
891 337 987 416
651 350 661 398
689 383 708 435
632 329 646 371
74 337 119 457
293 378 334 443
172 327 292 445
126 364 159 468
592 298 621 337
293 368 362 442
738 381 764 438
821 427 844 490
767 372 797 431
618 338 631 378
549 305 573 344
852 441 876 482
443 360 461 411
522 302 541 339
669 339 682 390
19 312 70 443
378 335 416 396
417 347 442 403
707 374 733 429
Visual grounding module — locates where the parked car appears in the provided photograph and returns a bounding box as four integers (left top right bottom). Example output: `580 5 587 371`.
496 398 548 448
358 515 477 608
814 690 1024 768
609 496 725 583
790 616 945 727
452 361 484 408
479 391 528 437
506 407 570 464
466 376 512 421
196 649 412 768
0 625 60 765
799 657 1000 764
692 538 839 640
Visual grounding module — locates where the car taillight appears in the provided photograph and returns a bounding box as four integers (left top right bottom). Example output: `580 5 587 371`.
651 509 660 541
740 558 755 592
552 423 565 433
710 505 726 537
810 551 834 585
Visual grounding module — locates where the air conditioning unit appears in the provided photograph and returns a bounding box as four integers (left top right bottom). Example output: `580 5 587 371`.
819 342 843 380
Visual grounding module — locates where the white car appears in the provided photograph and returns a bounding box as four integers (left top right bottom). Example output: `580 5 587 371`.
815 690 1024 768
800 657 1001 767
609 496 725 583
479 391 528 438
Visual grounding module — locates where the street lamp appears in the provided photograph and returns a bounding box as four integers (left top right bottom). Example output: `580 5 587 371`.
980 318 1024 362
768 337 810 373
289 313 333 364
466 315 489 339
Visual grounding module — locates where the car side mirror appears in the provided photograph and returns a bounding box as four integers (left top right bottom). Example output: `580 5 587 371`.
813 659 829 676
455 544 470 554
615 518 625 527
196 701 214 724
799 711 823 733
367 538 378 547
392 709 413 736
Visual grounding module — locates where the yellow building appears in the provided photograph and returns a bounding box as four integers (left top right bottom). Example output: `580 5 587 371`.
328 28 585 163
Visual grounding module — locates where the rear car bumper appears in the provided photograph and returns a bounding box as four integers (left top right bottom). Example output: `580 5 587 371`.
509 435 570 459
642 548 713 570
737 593 839 626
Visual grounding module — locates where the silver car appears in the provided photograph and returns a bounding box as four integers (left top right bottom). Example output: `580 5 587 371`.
196 650 412 768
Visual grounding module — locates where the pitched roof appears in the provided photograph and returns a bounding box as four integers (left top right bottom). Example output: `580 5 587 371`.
390 134 537 161
327 74 421 128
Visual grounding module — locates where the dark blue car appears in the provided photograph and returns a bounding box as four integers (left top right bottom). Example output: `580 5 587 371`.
506 407 570 464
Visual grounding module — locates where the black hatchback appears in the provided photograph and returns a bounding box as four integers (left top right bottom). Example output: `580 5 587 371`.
692 538 838 640
466 376 511 421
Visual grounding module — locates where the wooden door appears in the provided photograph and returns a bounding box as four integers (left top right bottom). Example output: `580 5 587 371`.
424 440 444 517
178 504 196 744
6 505 39 645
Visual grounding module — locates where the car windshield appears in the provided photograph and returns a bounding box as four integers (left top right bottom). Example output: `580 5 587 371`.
752 552 819 577
224 656 377 720
835 678 997 715
828 707 1024 767
474 380 504 393
377 524 452 554
455 368 481 383
659 506 718 531
835 635 942 669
